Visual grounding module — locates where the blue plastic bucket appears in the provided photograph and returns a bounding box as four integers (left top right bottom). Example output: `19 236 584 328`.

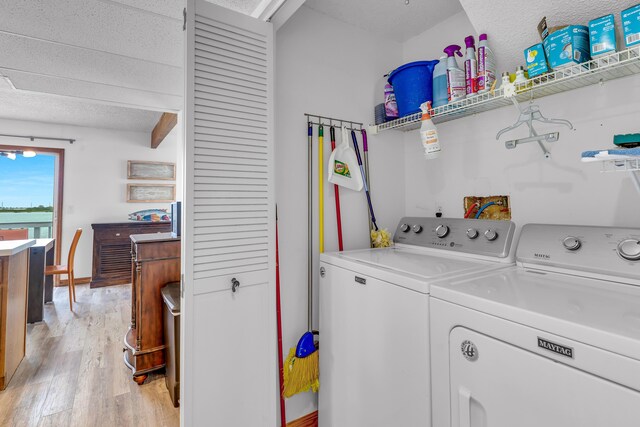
388 60 439 117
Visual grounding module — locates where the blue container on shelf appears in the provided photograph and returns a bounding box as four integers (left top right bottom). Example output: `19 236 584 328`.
387 60 439 117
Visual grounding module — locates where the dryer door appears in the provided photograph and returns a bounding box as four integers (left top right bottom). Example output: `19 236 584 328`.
449 327 640 427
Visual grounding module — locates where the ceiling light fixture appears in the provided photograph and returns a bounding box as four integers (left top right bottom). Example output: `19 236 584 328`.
405 0 410 5
0 150 37 160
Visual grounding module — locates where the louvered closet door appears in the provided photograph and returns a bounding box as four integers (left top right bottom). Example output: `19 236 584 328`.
182 1 276 425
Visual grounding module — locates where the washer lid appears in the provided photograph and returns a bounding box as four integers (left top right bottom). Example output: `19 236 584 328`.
431 267 640 360
321 246 511 294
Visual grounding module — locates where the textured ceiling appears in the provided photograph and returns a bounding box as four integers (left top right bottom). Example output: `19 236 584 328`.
460 0 640 73
305 0 463 42
0 0 183 111
205 0 264 15
104 0 184 19
0 88 162 132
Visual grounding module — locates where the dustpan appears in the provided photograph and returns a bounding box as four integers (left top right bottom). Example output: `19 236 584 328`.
328 126 363 191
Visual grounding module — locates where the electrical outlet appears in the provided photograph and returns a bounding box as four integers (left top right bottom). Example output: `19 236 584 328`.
463 195 511 220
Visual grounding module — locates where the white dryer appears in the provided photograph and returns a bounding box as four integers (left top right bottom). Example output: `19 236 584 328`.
430 224 640 427
319 217 516 427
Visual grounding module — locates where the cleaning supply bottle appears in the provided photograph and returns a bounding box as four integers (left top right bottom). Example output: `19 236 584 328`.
514 66 527 85
432 56 449 108
383 77 398 121
444 45 466 102
464 36 478 95
477 33 496 93
419 101 440 159
500 71 511 88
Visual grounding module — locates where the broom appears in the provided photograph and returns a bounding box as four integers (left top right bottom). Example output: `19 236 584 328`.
351 130 392 248
282 121 319 398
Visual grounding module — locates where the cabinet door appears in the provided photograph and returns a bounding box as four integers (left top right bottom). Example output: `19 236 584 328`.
319 264 430 427
182 1 275 425
449 327 640 427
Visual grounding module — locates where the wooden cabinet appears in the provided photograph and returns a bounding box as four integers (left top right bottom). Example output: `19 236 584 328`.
123 233 180 384
0 241 32 390
91 222 171 288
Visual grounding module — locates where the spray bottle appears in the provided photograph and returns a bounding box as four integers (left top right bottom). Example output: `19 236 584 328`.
444 45 465 102
477 33 496 93
464 36 478 95
419 101 440 159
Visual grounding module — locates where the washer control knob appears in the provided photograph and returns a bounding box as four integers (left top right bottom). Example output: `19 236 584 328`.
400 223 410 233
466 228 479 239
484 229 498 241
562 236 581 251
435 224 449 238
412 224 423 233
618 239 640 261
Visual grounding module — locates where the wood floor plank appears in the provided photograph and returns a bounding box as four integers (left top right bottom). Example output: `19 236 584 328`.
40 372 79 417
0 284 179 426
36 409 71 427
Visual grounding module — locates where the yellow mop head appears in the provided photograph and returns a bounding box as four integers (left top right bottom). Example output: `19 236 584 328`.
282 347 319 398
371 228 392 248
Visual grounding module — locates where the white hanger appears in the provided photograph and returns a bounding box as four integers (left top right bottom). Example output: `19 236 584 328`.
496 92 573 158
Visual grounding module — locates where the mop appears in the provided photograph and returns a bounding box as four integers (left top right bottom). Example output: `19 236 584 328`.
282 122 319 398
351 130 392 248
330 126 344 251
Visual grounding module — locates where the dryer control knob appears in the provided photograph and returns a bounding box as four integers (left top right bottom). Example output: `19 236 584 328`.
484 229 498 241
618 239 640 261
412 224 423 233
466 228 479 239
400 223 410 233
435 224 449 238
562 236 581 251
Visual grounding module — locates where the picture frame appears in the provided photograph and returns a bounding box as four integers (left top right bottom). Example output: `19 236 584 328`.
127 184 176 203
127 160 176 180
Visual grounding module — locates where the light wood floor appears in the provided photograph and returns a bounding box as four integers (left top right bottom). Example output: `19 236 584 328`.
0 284 179 427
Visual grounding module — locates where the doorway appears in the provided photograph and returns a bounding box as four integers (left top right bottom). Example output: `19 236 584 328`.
0 144 64 266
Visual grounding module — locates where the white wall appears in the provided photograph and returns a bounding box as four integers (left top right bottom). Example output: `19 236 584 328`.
401 12 640 230
0 118 182 279
275 6 406 421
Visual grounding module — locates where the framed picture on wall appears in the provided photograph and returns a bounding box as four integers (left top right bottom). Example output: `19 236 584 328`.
127 160 176 180
127 184 176 203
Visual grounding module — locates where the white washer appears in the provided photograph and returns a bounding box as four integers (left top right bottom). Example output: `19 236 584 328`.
431 224 640 427
319 217 516 427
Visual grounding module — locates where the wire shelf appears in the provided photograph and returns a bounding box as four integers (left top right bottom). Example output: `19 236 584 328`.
370 46 640 133
598 157 640 173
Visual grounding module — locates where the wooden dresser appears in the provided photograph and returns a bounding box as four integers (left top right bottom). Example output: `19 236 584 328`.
91 222 171 288
0 240 33 390
123 233 180 384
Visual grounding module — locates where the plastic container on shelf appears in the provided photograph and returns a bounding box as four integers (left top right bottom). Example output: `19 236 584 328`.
444 44 466 102
477 33 496 92
387 60 439 117
464 35 478 95
432 56 449 108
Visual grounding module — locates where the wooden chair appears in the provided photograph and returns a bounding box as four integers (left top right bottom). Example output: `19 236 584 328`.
46 228 82 310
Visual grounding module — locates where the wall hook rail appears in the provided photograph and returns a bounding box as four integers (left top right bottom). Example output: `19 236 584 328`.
305 113 363 131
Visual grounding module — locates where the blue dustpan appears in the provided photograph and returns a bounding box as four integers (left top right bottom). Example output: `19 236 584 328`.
295 331 318 358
